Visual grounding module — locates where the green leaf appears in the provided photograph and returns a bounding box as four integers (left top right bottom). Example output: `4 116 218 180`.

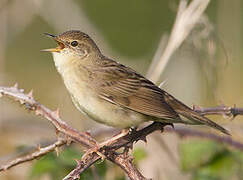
95 160 107 178
59 147 83 167
180 140 223 171
133 147 147 164
195 151 239 180
29 146 109 180
180 139 243 180
29 153 58 178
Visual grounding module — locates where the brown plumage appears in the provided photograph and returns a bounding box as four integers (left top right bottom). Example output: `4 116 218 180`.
44 30 229 135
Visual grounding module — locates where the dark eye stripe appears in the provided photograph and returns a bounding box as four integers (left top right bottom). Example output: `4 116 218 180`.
71 41 78 47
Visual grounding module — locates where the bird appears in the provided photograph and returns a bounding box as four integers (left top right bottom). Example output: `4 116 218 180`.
42 30 229 135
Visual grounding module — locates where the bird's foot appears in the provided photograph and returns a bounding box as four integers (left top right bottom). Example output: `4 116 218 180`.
128 126 137 134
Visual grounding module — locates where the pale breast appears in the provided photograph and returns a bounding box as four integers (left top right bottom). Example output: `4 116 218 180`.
64 71 147 128
72 90 148 128
52 52 148 128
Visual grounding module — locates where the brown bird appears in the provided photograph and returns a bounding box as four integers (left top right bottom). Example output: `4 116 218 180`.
43 30 229 135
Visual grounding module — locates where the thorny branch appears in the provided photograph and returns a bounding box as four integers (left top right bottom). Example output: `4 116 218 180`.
0 84 243 180
0 138 67 171
193 105 243 118
0 1 242 179
1 0 243 177
0 84 153 180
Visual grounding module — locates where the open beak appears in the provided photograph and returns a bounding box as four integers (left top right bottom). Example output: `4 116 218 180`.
41 33 65 52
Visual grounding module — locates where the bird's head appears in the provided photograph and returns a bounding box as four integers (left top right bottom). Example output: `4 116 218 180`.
42 30 101 58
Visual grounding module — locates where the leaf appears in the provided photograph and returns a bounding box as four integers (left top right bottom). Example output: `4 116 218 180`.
95 160 107 178
180 139 243 180
29 146 109 180
29 153 58 179
180 140 223 171
133 147 147 164
58 147 83 167
195 151 239 180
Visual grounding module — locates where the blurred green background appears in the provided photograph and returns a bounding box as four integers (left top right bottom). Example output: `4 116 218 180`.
0 0 242 179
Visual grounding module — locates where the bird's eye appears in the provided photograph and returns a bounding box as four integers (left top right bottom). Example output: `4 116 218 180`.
71 41 78 47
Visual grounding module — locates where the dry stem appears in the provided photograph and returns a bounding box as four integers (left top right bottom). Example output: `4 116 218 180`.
147 0 211 82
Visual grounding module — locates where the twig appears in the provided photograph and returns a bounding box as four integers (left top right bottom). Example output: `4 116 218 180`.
193 105 243 118
1 82 243 180
107 152 149 180
0 138 67 172
1 83 243 180
0 84 151 180
63 153 100 180
63 122 166 180
0 84 97 148
64 150 150 180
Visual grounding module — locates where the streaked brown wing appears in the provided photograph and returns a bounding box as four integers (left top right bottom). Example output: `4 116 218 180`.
92 59 180 120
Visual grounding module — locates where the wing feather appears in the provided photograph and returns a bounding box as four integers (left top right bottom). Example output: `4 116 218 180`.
91 59 180 120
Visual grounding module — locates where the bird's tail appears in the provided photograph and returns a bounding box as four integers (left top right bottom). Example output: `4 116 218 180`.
163 91 230 135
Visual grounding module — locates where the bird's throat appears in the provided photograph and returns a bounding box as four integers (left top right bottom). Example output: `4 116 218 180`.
51 52 72 75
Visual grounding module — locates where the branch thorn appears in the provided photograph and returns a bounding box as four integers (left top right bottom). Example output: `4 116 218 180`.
67 137 72 146
13 83 18 89
53 108 60 118
27 89 34 99
19 99 25 105
74 159 81 165
55 147 60 156
37 144 41 151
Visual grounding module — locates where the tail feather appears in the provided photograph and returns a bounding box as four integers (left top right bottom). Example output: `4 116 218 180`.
176 108 230 135
163 91 230 135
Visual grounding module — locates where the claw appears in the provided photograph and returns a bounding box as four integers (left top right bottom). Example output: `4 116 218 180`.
137 136 147 144
168 123 174 129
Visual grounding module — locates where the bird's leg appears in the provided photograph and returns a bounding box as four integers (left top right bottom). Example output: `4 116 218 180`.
129 126 137 134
